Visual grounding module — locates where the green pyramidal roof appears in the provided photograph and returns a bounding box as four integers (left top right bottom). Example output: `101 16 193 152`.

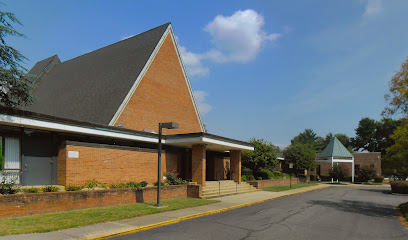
319 137 353 158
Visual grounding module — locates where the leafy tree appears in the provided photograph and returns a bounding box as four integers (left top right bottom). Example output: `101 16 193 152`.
242 138 278 174
291 129 323 152
0 9 32 107
283 143 316 170
382 57 408 117
384 121 408 178
329 165 349 181
350 117 402 155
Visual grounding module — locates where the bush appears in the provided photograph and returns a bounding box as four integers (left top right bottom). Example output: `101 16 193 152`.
297 174 307 178
165 169 187 185
153 182 165 186
257 177 262 180
65 185 84 191
0 177 17 195
242 167 253 179
42 186 59 192
358 166 376 183
391 181 408 194
85 179 107 189
258 169 274 180
273 171 283 178
310 174 318 181
241 175 247 182
140 181 148 187
399 202 408 215
126 181 141 188
21 187 41 193
247 175 255 181
329 165 349 181
374 176 384 183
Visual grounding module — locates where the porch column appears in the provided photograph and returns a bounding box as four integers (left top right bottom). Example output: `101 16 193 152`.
230 150 241 184
192 144 206 187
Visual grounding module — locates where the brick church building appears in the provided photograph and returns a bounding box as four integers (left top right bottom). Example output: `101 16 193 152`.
0 23 253 187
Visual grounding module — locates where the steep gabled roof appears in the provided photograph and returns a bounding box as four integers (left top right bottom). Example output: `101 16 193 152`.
22 23 170 125
25 55 59 83
319 137 353 158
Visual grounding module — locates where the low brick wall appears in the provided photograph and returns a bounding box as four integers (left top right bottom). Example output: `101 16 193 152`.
248 177 308 189
0 184 201 218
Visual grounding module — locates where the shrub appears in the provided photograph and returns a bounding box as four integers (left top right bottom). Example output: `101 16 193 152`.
297 174 307 178
140 181 148 187
358 166 376 183
273 171 283 178
282 173 291 179
247 175 255 181
391 181 408 194
153 182 165 186
109 183 127 189
374 176 384 183
257 177 262 180
399 202 408 215
65 185 84 191
125 181 141 188
0 177 17 195
241 175 247 182
21 187 41 193
85 179 107 189
310 174 318 181
165 169 187 185
329 165 349 181
258 169 274 180
242 167 253 179
42 186 59 192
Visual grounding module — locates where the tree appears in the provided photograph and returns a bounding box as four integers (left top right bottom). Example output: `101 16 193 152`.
384 121 408 179
291 129 323 152
350 117 402 155
0 9 32 108
242 138 278 174
283 143 316 170
382 57 408 117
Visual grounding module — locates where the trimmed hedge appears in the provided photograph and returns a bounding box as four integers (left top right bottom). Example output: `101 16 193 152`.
374 176 384 183
391 181 408 194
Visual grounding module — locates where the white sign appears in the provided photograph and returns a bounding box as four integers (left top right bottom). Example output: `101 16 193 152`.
68 151 79 158
289 163 294 169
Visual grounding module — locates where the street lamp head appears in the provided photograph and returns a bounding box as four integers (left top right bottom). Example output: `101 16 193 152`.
161 122 179 129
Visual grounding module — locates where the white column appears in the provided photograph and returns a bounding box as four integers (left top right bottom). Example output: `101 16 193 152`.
331 157 334 183
352 157 355 183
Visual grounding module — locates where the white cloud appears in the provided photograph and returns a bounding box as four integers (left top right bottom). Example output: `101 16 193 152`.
193 90 212 115
179 9 281 77
363 0 382 17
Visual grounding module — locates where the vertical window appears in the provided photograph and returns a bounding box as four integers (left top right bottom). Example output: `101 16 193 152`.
0 137 20 184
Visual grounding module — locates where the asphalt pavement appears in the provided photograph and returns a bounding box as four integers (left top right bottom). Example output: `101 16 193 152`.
110 186 408 240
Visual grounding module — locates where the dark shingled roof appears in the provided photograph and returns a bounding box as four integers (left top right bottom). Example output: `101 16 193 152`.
22 23 170 125
25 55 59 83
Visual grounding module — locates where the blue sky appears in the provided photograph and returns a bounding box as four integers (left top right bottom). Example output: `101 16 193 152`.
4 0 408 148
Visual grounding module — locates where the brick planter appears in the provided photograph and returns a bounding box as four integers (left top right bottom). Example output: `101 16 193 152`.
248 177 309 189
0 184 202 218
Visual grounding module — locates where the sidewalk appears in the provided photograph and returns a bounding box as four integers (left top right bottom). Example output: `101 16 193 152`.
0 184 329 240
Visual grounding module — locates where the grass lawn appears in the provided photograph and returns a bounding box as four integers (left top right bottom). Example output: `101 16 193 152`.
262 181 319 192
0 198 219 236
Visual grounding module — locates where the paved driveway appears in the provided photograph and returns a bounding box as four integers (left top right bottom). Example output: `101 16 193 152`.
110 186 408 240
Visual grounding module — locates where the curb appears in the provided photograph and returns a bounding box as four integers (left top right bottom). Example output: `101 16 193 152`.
83 185 329 240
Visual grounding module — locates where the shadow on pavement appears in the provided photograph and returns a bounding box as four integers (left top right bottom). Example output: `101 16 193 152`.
308 199 396 219
356 188 392 194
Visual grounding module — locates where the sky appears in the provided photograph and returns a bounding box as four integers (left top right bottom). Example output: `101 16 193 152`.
3 0 408 148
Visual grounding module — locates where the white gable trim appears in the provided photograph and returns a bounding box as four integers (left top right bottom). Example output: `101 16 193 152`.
109 24 205 132
167 25 205 132
109 24 172 126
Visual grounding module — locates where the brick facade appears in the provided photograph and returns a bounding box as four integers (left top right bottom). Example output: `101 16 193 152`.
248 178 306 189
0 185 200 218
317 152 381 176
114 33 202 135
57 143 178 186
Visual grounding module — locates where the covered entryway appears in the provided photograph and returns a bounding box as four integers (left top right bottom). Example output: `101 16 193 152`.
316 137 355 183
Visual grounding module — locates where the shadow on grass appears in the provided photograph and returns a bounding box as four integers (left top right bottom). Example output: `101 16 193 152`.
308 199 396 219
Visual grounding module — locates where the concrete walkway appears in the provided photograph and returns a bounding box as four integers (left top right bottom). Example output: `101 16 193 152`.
0 184 383 240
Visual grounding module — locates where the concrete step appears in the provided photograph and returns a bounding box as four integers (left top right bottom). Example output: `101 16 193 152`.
202 189 259 198
203 185 253 192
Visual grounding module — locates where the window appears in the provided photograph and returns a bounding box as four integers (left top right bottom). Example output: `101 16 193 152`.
355 164 360 174
0 136 21 184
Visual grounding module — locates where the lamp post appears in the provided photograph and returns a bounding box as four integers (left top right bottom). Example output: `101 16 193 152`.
156 122 179 207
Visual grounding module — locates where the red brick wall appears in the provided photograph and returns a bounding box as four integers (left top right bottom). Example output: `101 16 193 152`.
192 144 206 186
114 33 202 134
0 185 194 218
58 143 178 186
248 178 303 189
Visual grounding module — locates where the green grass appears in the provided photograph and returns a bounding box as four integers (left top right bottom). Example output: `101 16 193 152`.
0 198 219 236
399 202 408 222
262 181 319 192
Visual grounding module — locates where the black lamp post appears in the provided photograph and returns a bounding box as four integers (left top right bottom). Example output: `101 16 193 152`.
156 122 179 207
